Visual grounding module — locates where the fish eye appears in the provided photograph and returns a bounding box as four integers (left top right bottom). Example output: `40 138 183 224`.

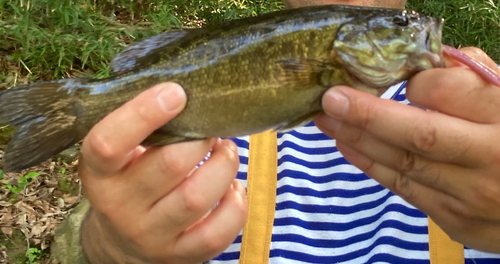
393 14 409 27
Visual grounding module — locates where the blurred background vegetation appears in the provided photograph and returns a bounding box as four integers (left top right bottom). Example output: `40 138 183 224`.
0 0 499 87
0 1 498 262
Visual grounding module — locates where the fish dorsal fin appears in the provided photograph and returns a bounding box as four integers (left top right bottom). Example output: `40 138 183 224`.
111 29 197 74
274 58 334 87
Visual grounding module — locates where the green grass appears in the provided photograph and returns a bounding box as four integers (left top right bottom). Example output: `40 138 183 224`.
0 0 284 83
407 0 500 63
0 0 181 81
1 171 40 200
0 0 498 85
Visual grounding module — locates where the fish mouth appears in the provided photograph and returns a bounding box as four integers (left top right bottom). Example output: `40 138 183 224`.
415 17 445 70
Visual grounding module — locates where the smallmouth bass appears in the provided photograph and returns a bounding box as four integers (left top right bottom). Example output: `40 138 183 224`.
0 5 445 171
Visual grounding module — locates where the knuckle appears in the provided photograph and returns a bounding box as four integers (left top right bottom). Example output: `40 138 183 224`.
392 173 417 204
393 150 416 173
178 185 207 213
158 147 187 175
415 163 443 187
86 133 117 161
409 122 438 153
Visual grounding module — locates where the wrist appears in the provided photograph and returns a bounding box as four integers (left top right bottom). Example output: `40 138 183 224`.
80 207 153 264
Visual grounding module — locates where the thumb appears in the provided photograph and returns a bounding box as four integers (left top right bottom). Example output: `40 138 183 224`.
152 82 188 116
80 82 186 175
458 47 499 73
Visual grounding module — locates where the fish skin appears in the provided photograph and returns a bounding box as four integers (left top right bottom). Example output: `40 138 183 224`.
0 5 444 171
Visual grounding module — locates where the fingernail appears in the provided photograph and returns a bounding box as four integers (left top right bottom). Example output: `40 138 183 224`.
323 88 349 118
156 83 186 112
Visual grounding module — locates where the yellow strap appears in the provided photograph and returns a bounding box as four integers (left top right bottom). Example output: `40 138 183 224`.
428 217 464 264
238 130 465 264
239 131 278 264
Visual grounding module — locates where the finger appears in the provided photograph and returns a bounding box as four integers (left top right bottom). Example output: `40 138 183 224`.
406 66 500 124
148 139 240 232
335 140 466 228
338 141 500 253
316 115 472 198
81 82 186 175
175 180 248 262
457 47 500 72
319 87 491 166
124 138 217 206
444 46 500 81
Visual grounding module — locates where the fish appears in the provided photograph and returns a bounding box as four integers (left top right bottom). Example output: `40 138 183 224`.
0 5 453 171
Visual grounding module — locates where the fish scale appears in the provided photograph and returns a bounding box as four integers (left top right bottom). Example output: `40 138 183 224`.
0 5 450 171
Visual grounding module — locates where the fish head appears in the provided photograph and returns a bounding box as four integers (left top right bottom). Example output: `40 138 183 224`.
333 9 444 88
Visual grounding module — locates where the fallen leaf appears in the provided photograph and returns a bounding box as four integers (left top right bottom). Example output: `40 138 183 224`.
30 223 46 237
16 213 26 226
0 201 12 207
0 208 11 224
16 201 37 222
63 196 79 204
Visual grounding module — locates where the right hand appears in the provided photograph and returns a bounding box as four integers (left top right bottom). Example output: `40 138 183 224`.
78 82 248 264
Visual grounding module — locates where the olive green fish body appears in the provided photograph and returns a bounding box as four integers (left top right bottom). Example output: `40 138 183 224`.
79 7 355 139
0 5 445 171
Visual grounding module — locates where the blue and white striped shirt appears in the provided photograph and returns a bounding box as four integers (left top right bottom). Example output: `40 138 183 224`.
211 82 500 264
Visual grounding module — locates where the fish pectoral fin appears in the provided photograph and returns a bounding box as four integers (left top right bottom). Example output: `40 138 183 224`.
141 132 205 146
273 112 319 133
111 29 199 74
274 58 334 87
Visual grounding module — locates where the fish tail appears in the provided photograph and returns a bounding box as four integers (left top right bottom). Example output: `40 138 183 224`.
0 79 85 171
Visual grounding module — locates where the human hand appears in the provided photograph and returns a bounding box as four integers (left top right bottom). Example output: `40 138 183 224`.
78 82 248 264
315 47 500 253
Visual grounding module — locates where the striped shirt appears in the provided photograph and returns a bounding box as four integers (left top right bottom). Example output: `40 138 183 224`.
210 82 500 264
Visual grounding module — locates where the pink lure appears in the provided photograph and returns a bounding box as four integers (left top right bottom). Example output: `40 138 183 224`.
443 45 500 87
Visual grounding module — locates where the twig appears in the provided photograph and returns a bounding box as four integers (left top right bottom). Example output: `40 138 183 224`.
97 15 140 32
25 230 32 264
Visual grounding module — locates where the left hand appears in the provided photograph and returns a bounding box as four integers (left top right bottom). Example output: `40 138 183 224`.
315 47 500 253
